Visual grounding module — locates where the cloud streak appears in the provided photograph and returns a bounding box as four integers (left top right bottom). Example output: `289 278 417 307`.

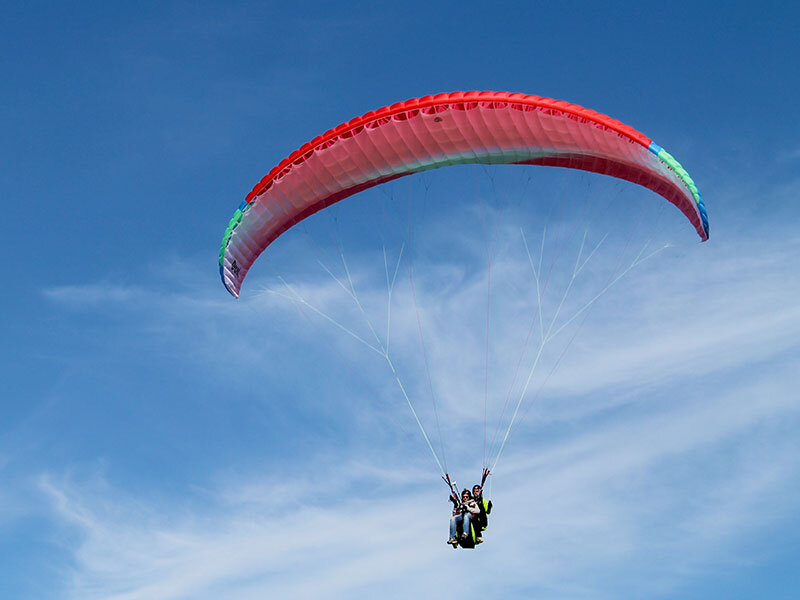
38 350 800 599
36 185 800 599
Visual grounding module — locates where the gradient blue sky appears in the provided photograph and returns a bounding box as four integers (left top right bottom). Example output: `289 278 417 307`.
2 2 800 599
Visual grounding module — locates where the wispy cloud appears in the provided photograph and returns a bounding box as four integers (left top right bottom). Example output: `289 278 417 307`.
41 199 800 453
36 190 800 599
38 350 799 599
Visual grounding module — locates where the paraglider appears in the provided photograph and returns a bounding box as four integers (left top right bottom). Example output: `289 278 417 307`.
472 484 491 541
448 488 480 548
219 91 707 549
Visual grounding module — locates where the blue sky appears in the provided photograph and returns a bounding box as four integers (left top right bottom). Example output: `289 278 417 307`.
2 2 800 598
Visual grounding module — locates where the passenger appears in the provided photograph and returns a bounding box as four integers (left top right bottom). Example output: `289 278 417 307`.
447 489 480 547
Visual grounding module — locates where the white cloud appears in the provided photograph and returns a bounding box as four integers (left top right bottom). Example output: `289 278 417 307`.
43 283 153 307
35 182 800 599
39 352 800 599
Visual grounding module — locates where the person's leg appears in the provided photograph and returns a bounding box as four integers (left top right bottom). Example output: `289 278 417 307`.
462 514 472 539
449 515 458 539
457 514 466 537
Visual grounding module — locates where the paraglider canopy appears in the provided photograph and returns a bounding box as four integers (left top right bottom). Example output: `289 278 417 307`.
220 91 708 298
